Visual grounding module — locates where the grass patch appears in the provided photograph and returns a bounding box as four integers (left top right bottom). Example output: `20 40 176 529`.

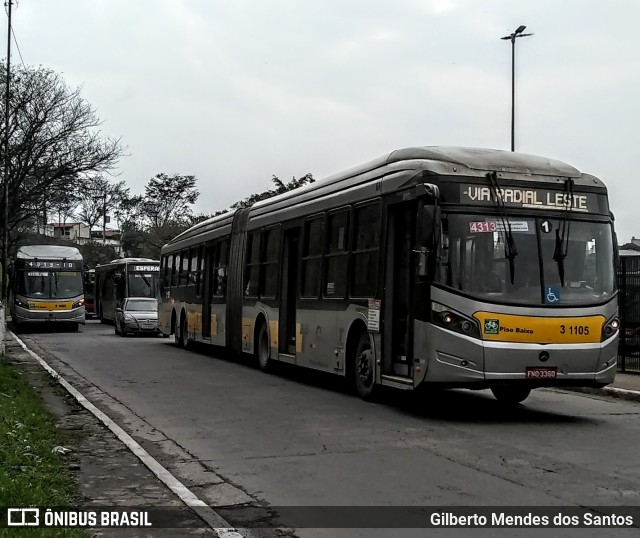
0 357 88 537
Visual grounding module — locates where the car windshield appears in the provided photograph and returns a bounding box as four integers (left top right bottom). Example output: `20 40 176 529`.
436 213 615 305
126 299 157 311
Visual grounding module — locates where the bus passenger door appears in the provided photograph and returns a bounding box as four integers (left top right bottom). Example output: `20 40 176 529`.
279 227 300 355
383 201 417 377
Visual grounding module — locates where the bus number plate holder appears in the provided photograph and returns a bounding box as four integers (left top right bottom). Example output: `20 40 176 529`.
525 367 557 379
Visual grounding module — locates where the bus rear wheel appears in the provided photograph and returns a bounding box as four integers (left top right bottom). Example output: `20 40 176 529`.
354 332 377 401
256 322 272 372
491 386 531 404
177 314 189 348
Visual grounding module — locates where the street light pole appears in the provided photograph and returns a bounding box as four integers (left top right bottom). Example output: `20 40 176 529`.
501 25 533 152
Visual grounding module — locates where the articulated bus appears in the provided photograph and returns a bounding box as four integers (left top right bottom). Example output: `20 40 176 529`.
95 258 160 323
10 245 86 331
159 147 619 403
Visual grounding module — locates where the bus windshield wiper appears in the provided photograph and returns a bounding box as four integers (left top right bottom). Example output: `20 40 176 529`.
552 178 574 287
487 172 518 284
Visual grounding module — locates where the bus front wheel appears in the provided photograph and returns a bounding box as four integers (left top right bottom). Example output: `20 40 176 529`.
354 332 377 401
491 386 531 404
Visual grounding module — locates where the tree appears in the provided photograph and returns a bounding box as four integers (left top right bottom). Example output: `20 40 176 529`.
141 173 199 228
76 242 118 268
0 63 124 292
231 174 315 209
77 177 130 236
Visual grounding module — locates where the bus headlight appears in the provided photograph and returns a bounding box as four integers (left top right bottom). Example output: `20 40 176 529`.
431 302 481 338
15 299 29 309
72 299 85 308
602 316 619 339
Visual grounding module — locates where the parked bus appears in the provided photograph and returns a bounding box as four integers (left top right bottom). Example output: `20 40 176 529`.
84 268 96 318
95 258 160 323
158 147 619 403
10 245 86 331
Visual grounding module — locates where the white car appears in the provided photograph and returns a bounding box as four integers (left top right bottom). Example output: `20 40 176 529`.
114 298 160 337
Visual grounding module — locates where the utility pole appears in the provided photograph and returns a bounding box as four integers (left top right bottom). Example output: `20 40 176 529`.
2 0 12 302
501 25 533 152
102 193 106 244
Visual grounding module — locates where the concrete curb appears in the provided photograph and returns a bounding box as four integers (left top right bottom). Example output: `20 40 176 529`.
561 385 640 403
10 330 245 538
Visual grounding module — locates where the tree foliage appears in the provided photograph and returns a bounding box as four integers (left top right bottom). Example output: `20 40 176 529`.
141 173 199 228
76 177 130 231
0 63 123 268
232 173 315 209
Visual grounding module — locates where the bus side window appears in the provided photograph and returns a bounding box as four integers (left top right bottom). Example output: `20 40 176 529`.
302 217 324 298
171 253 180 287
324 210 349 297
261 226 281 298
213 240 229 297
189 248 198 286
196 245 205 296
351 203 381 297
180 250 189 286
245 232 261 297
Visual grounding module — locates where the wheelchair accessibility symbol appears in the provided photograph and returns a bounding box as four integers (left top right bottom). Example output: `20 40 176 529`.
545 286 560 304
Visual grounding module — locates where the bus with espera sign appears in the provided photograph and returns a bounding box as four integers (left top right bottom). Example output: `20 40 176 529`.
158 147 618 404
10 245 86 331
94 258 160 323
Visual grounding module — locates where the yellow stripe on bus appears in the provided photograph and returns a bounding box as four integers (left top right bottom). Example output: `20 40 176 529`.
473 312 606 344
27 301 74 310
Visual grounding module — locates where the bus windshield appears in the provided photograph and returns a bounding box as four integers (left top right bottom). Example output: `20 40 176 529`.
436 213 615 305
18 270 83 300
128 271 160 298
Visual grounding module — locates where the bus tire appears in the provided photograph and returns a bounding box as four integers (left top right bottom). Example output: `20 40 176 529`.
256 322 272 372
354 332 377 401
491 386 531 404
178 312 189 349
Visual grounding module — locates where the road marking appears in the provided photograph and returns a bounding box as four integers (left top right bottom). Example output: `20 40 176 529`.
11 331 246 538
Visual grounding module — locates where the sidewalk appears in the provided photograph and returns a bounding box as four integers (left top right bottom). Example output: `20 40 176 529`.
610 371 640 392
566 371 640 402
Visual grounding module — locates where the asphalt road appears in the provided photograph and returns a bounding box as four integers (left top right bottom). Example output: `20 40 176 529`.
16 320 640 537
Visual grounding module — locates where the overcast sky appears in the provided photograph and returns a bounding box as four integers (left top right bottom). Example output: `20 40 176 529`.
6 0 640 242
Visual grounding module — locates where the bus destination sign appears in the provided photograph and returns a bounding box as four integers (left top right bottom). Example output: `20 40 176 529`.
460 185 598 213
24 260 82 269
133 265 159 272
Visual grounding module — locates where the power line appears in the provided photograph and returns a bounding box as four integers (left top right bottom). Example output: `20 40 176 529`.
11 26 25 67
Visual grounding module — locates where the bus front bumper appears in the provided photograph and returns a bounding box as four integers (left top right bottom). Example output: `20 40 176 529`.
416 325 618 389
14 305 86 325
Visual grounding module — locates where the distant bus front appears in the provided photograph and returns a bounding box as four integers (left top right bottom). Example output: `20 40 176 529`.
11 245 86 331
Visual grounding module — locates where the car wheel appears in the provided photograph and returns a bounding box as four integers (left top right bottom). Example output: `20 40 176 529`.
354 332 377 401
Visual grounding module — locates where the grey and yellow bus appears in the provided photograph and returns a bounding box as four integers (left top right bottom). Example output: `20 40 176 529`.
10 245 85 331
159 147 619 403
95 258 160 323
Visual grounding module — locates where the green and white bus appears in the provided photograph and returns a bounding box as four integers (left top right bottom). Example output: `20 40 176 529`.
159 147 619 403
10 245 86 331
